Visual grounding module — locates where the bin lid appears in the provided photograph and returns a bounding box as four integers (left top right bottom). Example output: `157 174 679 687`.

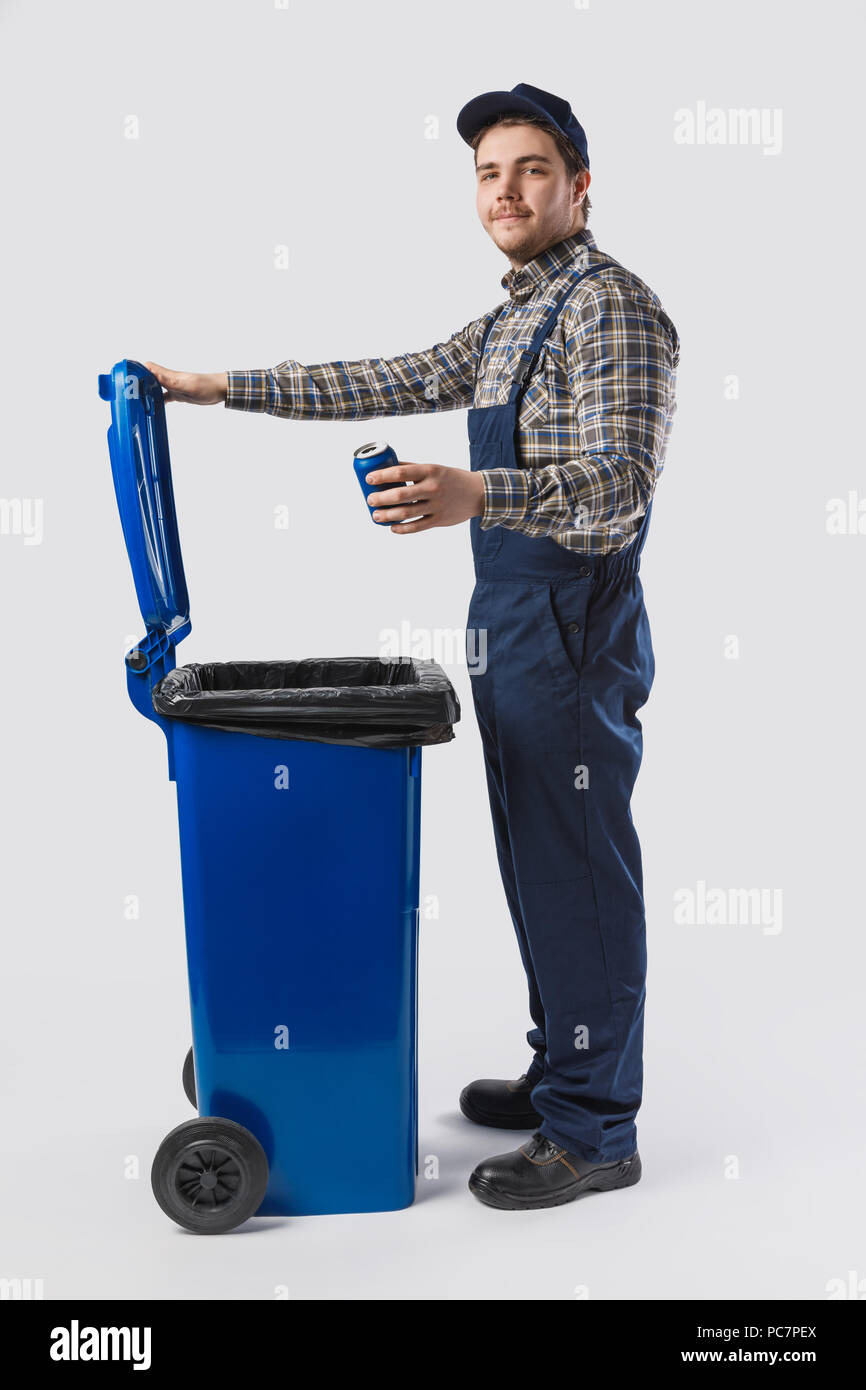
98 359 191 649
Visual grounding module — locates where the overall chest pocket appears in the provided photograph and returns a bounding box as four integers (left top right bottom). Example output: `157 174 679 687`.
518 355 550 429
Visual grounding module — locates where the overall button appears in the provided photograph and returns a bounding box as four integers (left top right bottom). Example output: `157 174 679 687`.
567 622 581 634
578 566 592 578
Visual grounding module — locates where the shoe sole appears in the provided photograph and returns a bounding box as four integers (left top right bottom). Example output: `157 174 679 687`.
459 1088 542 1131
468 1153 642 1210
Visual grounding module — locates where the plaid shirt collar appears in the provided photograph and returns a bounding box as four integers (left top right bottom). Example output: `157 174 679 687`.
500 227 598 302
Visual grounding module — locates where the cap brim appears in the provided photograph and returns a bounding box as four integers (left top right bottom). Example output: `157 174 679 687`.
456 89 551 145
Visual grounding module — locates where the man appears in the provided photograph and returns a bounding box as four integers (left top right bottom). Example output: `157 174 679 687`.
146 82 680 1212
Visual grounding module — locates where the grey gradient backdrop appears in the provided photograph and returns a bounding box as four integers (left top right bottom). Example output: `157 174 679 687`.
1 0 863 1300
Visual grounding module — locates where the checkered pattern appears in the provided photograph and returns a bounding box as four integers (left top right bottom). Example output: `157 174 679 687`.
225 228 680 554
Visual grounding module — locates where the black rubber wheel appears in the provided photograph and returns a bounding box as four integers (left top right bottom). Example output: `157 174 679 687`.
151 1117 269 1234
182 1047 197 1108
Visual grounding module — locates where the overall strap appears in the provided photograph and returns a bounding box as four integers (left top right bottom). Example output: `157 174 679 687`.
473 260 613 396
506 262 611 403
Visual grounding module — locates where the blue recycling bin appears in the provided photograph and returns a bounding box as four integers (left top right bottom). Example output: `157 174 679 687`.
99 360 459 1233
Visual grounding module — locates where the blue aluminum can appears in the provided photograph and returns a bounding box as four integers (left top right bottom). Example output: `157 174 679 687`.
353 441 407 523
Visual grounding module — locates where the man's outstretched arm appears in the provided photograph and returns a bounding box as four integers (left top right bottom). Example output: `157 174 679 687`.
146 312 493 418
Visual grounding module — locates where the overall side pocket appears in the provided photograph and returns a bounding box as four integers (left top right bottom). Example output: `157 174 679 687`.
544 579 592 687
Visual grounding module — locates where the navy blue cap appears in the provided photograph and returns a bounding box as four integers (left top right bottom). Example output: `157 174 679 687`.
456 82 589 171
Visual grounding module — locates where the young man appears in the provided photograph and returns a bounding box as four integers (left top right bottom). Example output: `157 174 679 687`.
147 82 680 1212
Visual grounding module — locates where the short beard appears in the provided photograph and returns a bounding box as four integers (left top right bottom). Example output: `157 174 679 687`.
492 220 539 266
494 213 580 267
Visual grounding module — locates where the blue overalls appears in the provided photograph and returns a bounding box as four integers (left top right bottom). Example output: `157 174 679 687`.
465 260 654 1165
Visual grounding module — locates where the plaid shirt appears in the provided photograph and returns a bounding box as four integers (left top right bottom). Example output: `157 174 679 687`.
225 227 679 554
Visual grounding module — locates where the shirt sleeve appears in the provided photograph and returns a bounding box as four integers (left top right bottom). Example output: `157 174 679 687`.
224 313 492 420
479 276 680 538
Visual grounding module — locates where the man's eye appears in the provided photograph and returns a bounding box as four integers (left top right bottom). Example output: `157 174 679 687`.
480 168 543 180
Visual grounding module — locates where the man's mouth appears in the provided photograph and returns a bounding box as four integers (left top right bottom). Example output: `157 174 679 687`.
494 212 529 222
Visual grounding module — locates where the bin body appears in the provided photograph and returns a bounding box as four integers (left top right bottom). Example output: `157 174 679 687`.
173 722 423 1216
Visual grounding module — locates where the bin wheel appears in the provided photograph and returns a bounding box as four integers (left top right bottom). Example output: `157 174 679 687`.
182 1047 197 1108
151 1117 269 1235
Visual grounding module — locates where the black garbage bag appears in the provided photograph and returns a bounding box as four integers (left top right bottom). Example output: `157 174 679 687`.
152 657 460 749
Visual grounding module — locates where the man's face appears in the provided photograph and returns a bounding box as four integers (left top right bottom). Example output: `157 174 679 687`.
474 123 590 268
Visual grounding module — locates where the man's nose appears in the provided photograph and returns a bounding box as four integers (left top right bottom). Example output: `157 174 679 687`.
495 174 522 200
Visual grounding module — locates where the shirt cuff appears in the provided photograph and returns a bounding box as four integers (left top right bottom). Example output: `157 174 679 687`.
225 369 271 412
479 467 532 529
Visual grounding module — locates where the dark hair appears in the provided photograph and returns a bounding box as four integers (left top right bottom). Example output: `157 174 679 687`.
470 111 592 224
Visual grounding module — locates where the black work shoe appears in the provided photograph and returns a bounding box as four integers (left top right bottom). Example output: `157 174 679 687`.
468 1131 642 1210
459 1073 542 1130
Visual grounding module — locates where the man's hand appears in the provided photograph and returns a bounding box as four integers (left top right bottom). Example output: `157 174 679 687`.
366 461 485 533
144 362 228 405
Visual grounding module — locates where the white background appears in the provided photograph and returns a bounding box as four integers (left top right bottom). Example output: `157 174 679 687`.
1 0 863 1300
